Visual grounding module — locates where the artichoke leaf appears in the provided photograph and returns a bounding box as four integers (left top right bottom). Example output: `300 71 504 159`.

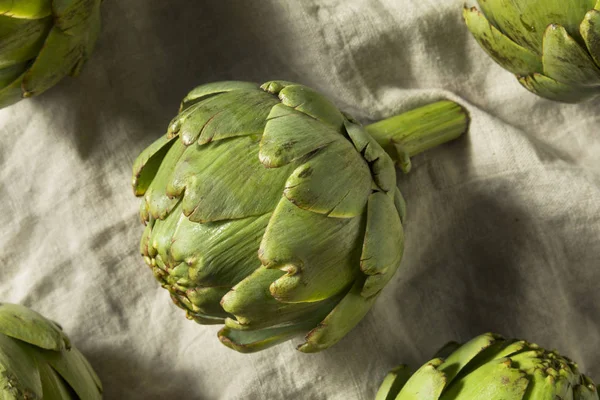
437 332 502 383
0 334 43 399
524 368 559 400
393 358 446 400
161 261 193 288
0 304 66 351
542 24 600 86
167 101 201 139
508 350 571 382
581 9 600 68
432 341 461 360
486 340 527 361
42 346 103 400
21 25 84 97
36 361 72 399
462 6 543 76
0 15 52 68
0 63 27 87
153 205 271 287
218 320 318 354
139 220 154 259
169 135 293 222
260 80 298 95
221 266 338 330
296 278 378 353
504 350 541 369
260 197 364 303
393 187 407 224
0 68 24 108
0 0 51 19
185 286 231 319
71 0 101 76
344 121 396 192
180 81 259 111
518 73 598 102
278 84 345 130
259 104 340 168
145 210 181 269
196 90 278 144
143 139 186 220
166 283 229 323
553 373 576 399
52 0 101 35
391 142 412 174
583 375 597 388
284 138 372 218
573 384 600 400
476 0 596 54
172 89 277 145
180 309 226 325
132 134 177 196
439 359 529 400
360 192 404 298
375 365 413 400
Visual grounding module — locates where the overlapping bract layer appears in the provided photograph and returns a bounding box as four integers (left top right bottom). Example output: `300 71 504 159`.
0 0 101 108
133 80 406 353
376 332 599 400
0 303 102 399
464 0 600 102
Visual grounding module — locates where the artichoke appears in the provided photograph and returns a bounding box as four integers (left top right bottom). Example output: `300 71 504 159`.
132 80 468 353
0 0 102 108
464 0 600 102
0 303 102 399
376 332 599 400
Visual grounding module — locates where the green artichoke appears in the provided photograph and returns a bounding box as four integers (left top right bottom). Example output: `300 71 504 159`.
376 332 599 400
132 80 468 353
464 0 600 102
0 303 102 399
0 0 102 108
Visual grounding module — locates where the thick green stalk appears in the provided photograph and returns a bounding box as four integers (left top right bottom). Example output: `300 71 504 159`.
365 100 469 173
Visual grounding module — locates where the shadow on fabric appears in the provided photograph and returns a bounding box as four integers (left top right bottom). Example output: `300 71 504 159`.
385 190 533 366
84 346 205 399
27 1 300 160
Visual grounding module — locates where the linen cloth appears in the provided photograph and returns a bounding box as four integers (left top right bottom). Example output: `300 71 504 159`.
1 1 599 398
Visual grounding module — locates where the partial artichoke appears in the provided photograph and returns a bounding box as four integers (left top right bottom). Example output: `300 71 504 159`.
132 80 468 353
0 303 102 399
0 0 102 108
376 332 599 400
464 0 600 102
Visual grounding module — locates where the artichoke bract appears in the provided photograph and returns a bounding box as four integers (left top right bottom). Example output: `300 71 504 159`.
0 303 102 399
0 0 101 108
376 332 599 400
464 0 600 102
132 80 468 353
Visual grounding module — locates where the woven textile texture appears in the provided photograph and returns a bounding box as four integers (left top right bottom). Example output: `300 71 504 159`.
0 1 598 399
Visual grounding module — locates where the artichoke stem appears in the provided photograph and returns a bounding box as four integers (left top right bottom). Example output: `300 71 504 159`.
365 100 469 173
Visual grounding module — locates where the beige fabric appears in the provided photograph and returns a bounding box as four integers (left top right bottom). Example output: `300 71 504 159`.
1 1 598 398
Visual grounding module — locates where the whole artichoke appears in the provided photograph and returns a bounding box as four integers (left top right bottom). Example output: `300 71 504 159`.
0 303 102 399
376 332 599 400
132 80 468 353
0 0 102 108
464 0 600 102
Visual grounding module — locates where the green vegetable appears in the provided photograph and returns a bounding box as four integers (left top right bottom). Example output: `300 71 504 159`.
132 80 469 353
463 0 600 102
376 332 599 399
0 0 102 108
0 303 102 399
